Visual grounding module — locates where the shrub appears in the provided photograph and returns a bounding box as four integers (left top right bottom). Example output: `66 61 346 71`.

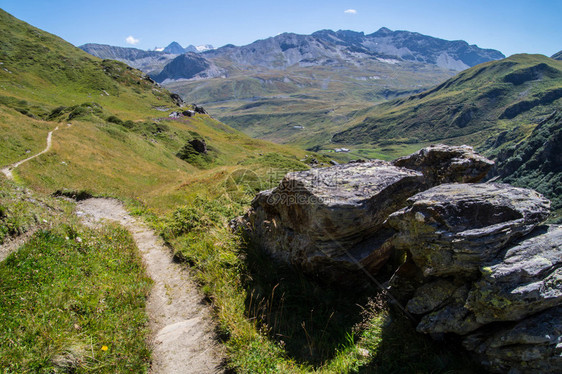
107 115 123 125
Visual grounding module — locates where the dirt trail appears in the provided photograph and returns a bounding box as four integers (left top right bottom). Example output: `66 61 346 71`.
1 126 59 180
0 228 39 262
75 198 224 374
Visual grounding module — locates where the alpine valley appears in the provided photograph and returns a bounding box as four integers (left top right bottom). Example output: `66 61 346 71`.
2 5 562 374
80 29 505 149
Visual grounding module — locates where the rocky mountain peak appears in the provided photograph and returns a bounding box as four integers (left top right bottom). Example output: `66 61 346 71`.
163 41 186 54
372 26 393 36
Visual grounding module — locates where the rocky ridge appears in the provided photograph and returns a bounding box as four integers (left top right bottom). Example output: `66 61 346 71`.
236 144 561 373
79 43 177 75
161 27 503 82
81 27 504 84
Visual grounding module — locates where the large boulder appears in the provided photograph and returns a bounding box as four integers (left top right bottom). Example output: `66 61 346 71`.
238 161 426 283
464 305 562 373
387 183 551 278
392 144 494 185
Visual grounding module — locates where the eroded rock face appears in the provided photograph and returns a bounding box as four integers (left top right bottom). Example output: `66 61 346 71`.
392 144 494 185
387 183 550 278
391 218 561 372
239 161 426 282
467 224 562 324
464 305 562 373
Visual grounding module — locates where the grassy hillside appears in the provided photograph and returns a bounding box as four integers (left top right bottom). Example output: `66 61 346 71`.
487 111 562 219
0 8 311 209
333 54 562 156
0 8 481 373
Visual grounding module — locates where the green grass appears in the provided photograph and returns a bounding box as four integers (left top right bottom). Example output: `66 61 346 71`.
0 177 73 245
0 222 152 373
0 109 53 166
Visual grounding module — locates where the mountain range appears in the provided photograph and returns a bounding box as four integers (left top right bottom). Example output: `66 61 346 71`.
81 28 504 82
80 28 504 150
158 41 214 54
80 41 214 75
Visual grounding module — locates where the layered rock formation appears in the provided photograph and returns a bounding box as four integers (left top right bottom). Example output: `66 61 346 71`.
236 144 561 373
392 144 494 185
236 160 426 283
389 187 560 373
236 145 494 281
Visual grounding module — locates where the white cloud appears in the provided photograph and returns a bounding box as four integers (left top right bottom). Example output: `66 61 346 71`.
344 9 357 15
125 35 140 45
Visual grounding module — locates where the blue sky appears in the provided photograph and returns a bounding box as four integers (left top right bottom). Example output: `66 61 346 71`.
1 0 560 57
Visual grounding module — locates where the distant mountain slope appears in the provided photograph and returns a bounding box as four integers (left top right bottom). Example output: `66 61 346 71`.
487 111 562 216
80 43 177 74
333 54 562 149
152 53 212 82
190 27 504 75
161 41 214 54
81 28 504 82
552 50 562 60
158 28 503 148
80 42 215 75
163 41 188 54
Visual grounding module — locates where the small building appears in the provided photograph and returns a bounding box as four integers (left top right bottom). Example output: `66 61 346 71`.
334 148 350 153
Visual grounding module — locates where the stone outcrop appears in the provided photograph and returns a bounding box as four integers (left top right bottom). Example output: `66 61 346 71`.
193 105 207 114
387 183 550 278
188 138 207 154
236 145 561 373
392 144 494 185
387 186 559 373
464 305 562 373
237 146 501 283
237 160 426 283
467 224 562 324
170 93 185 107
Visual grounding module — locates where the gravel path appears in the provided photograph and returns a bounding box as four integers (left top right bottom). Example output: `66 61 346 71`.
75 198 224 374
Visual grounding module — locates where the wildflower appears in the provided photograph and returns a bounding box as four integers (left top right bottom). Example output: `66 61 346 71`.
101 345 108 351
